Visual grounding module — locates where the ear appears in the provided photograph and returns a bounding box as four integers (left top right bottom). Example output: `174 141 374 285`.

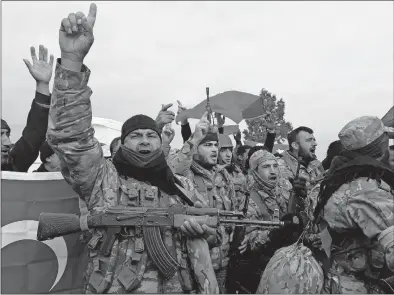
291 141 299 151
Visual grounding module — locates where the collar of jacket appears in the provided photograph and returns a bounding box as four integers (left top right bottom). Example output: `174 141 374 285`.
282 150 321 177
191 160 231 183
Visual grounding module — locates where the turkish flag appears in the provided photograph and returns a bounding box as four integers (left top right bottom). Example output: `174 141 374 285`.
1 171 89 293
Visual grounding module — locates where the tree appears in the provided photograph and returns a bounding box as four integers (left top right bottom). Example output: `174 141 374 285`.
243 88 293 144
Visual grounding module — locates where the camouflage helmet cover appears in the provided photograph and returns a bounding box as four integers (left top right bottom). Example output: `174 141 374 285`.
339 116 394 151
257 243 324 294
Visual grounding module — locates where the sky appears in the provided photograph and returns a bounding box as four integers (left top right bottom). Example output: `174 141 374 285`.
2 1 393 161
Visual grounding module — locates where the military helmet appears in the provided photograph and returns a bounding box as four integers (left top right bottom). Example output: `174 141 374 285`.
218 134 233 149
257 243 324 294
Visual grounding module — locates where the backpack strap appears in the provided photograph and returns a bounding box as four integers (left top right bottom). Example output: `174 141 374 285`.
249 190 271 221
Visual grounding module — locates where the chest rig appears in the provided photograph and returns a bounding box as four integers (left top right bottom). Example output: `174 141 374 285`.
87 176 192 294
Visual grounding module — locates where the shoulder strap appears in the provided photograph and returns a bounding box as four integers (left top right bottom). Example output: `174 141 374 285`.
249 190 271 220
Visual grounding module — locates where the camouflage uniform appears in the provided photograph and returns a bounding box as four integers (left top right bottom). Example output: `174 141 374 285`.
317 116 394 293
47 62 219 294
246 183 289 251
278 150 324 191
170 140 238 293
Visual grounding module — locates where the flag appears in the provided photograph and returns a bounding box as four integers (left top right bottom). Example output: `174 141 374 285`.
1 171 88 294
176 91 260 124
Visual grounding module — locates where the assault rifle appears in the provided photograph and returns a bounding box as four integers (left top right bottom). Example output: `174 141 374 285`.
37 204 293 280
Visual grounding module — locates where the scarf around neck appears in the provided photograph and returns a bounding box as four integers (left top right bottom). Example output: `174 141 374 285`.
251 170 276 196
112 145 178 195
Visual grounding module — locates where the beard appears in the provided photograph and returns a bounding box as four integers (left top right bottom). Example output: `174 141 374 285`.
194 153 217 169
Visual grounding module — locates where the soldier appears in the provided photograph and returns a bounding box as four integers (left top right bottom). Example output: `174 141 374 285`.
277 126 324 223
313 116 394 293
170 117 238 293
234 149 301 293
1 45 53 172
46 4 219 293
218 134 247 210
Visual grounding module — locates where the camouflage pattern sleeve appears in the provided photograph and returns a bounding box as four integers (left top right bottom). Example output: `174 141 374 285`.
243 198 270 252
46 61 109 204
162 142 171 159
324 179 394 239
168 141 195 176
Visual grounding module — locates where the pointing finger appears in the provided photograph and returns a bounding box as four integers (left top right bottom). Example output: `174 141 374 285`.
87 3 97 28
161 103 173 111
201 111 208 120
177 100 183 107
30 46 38 63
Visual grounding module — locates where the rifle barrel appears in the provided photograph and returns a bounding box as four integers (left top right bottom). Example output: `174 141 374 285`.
221 219 285 226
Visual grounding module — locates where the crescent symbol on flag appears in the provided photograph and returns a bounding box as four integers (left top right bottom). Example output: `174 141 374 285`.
1 220 68 292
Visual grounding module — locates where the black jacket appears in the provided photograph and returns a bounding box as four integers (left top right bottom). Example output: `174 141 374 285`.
3 92 50 172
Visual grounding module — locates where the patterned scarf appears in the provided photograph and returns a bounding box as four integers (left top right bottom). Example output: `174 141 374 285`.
251 170 276 196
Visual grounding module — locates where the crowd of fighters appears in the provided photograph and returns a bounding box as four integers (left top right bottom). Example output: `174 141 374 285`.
1 3 394 294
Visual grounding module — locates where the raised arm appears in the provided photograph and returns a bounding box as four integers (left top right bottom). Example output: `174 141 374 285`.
169 112 210 176
9 45 54 172
46 4 107 201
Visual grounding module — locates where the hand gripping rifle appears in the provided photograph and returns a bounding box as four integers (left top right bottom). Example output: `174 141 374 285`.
37 204 291 280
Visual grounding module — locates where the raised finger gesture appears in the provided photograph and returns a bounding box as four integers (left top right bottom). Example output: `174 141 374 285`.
156 103 175 130
192 111 210 144
59 3 97 62
23 45 54 83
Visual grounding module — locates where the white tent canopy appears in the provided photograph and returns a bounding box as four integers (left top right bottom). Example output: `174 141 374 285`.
28 117 122 172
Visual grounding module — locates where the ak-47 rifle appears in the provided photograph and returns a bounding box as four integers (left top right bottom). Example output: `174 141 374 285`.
37 204 292 281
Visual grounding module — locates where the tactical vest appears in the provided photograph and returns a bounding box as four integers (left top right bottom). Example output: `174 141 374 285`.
192 170 233 271
85 176 196 294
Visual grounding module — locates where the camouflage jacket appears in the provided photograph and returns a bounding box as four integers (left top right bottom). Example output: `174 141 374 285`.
245 183 289 252
320 177 394 293
46 62 219 294
277 151 324 192
169 142 238 271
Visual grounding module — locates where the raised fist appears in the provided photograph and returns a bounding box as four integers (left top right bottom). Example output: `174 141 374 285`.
59 3 97 62
23 45 54 84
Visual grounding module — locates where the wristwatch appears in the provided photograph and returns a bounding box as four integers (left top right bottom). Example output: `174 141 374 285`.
181 140 194 154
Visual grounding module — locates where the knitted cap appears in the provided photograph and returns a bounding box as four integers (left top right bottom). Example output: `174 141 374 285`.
121 114 161 143
1 119 10 132
200 131 219 145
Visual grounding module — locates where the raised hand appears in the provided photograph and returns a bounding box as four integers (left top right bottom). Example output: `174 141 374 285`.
23 45 54 84
156 103 175 131
59 3 97 63
191 111 210 145
162 125 175 145
177 100 189 125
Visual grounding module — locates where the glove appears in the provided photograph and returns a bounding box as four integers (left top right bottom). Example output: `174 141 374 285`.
291 177 307 198
263 213 304 256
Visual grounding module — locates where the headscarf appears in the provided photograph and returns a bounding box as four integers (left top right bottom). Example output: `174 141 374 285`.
249 150 278 194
